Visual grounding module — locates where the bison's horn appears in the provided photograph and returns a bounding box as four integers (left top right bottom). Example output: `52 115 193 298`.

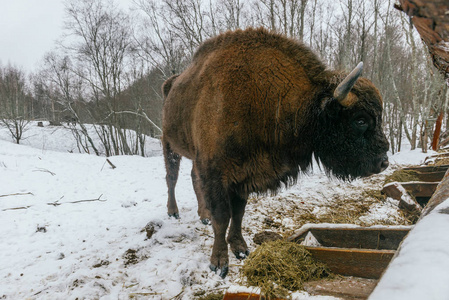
333 62 363 106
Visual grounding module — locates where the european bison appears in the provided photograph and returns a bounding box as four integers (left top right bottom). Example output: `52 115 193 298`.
161 28 389 278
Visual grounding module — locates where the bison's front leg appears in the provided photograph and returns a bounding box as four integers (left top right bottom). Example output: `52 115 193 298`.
227 191 249 259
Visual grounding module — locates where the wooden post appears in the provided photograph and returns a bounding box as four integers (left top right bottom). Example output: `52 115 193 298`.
432 111 444 151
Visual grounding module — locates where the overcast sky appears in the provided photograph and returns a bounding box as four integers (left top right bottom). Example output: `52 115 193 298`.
0 0 65 72
0 0 133 73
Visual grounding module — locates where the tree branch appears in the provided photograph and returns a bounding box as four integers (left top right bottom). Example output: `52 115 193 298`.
47 194 106 206
0 192 34 198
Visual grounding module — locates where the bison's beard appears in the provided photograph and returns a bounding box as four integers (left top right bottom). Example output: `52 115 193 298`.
314 152 387 181
313 132 389 181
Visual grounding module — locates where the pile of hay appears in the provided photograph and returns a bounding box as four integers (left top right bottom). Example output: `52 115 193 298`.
384 169 420 184
241 240 331 298
433 157 449 165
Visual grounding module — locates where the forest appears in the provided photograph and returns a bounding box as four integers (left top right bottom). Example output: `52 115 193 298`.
0 0 447 156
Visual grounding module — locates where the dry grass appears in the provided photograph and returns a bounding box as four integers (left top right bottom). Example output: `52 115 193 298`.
241 240 331 299
250 185 415 242
290 189 401 228
384 169 420 184
194 291 224 300
431 154 449 166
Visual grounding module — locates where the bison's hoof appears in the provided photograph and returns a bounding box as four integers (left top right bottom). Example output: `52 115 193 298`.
209 264 229 279
234 250 250 260
168 212 180 219
201 218 211 225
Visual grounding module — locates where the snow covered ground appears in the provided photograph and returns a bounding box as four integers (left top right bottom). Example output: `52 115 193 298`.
0 122 433 299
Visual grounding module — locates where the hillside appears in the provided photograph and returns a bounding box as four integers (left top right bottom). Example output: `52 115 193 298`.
0 122 430 299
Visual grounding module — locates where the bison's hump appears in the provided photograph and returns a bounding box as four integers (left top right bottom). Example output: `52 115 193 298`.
192 27 328 84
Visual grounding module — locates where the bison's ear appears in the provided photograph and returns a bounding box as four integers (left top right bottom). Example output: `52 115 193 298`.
321 97 342 119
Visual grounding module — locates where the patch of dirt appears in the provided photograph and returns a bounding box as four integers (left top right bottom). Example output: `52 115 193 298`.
123 248 147 267
142 220 162 240
253 231 283 245
93 260 110 268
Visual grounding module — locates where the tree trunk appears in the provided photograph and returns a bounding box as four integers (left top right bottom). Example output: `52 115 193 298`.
396 0 449 84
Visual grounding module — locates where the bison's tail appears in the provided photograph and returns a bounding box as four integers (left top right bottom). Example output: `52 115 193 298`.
162 74 179 99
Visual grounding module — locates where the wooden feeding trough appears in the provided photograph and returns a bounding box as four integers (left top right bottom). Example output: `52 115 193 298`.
423 152 449 166
223 225 411 300
382 164 449 211
288 224 411 279
402 164 449 182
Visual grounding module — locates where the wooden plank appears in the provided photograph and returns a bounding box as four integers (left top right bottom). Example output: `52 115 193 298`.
382 182 408 200
421 168 449 217
288 225 410 279
305 247 395 279
304 277 378 300
223 292 275 300
384 181 439 198
224 277 378 300
403 164 449 173
382 182 423 214
424 152 449 164
310 228 409 250
400 182 439 198
412 171 446 182
292 227 410 250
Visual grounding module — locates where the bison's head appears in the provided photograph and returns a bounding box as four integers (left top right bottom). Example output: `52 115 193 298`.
314 62 389 180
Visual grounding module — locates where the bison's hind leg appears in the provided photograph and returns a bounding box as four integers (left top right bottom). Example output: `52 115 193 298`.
163 140 181 219
227 191 249 259
191 163 211 224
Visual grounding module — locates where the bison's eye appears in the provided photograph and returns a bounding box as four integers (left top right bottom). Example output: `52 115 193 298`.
355 118 367 126
353 117 369 133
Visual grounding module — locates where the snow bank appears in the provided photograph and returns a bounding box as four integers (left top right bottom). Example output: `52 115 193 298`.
369 198 449 300
388 148 435 166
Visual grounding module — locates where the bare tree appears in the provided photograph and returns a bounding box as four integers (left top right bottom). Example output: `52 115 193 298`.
62 0 147 156
40 52 101 155
161 0 210 56
22 0 445 155
134 0 189 76
0 65 31 144
218 0 244 31
251 0 277 31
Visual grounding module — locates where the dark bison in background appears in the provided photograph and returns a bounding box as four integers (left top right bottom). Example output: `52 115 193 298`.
161 27 389 278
